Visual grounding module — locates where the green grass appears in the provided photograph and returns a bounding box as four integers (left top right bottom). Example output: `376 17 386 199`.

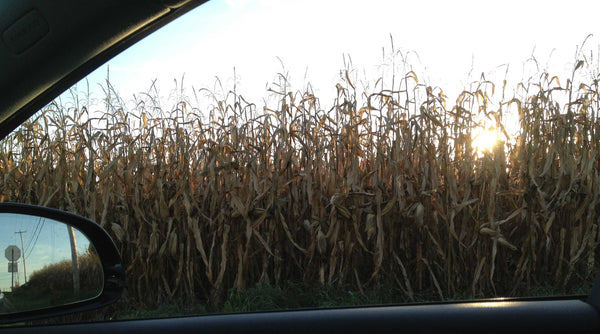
120 303 208 320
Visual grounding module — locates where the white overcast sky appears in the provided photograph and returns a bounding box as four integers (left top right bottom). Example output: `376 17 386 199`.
76 0 600 111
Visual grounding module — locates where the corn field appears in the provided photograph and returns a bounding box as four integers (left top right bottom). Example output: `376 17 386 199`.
1 59 600 311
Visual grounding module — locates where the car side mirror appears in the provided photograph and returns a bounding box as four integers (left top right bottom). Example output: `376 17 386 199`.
0 203 125 324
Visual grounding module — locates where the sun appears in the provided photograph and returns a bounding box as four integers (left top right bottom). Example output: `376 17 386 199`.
472 127 499 154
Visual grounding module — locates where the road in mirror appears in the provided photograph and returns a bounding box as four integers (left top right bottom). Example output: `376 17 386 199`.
0 213 102 314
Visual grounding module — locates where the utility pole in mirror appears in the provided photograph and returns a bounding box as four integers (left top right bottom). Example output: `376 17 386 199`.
14 230 27 284
67 226 80 294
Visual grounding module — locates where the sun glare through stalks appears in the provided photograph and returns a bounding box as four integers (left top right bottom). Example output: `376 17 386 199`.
472 127 500 155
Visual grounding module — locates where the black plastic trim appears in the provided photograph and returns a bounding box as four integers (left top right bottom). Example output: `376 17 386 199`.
0 203 125 324
7 298 600 334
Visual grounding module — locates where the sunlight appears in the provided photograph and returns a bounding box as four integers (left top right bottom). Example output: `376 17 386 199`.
472 127 499 154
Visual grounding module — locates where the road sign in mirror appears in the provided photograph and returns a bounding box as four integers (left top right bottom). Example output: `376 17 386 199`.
4 246 20 262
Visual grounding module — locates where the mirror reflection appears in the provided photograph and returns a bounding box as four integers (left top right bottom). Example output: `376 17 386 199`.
0 213 103 314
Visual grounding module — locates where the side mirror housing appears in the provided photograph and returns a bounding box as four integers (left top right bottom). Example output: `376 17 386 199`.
0 203 124 324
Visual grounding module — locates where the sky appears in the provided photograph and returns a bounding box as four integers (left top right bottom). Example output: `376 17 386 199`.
0 214 90 292
72 0 600 113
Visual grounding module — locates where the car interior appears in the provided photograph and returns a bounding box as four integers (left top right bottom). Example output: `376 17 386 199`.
1 0 600 333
